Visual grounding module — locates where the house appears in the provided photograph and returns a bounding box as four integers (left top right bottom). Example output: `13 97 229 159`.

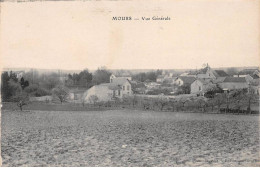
112 77 133 97
8 71 25 80
156 72 178 83
190 79 215 95
68 88 87 103
175 76 196 86
219 77 249 90
233 69 259 82
144 81 161 89
15 71 25 80
236 69 259 79
156 75 164 83
185 67 214 79
184 65 229 80
83 78 133 103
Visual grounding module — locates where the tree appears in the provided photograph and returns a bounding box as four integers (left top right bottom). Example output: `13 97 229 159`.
24 84 51 97
169 98 177 112
16 92 29 111
176 84 190 94
230 89 246 113
20 77 30 90
78 69 93 87
9 71 18 83
92 67 111 85
23 69 40 85
226 68 238 76
204 84 223 98
52 85 69 104
195 96 208 112
41 73 61 90
132 71 161 82
177 96 191 111
142 98 151 110
1 72 11 101
126 94 138 108
213 93 226 113
156 95 169 111
244 86 259 114
9 79 23 101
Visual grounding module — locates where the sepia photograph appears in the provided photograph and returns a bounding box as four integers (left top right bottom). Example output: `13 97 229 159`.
0 0 259 167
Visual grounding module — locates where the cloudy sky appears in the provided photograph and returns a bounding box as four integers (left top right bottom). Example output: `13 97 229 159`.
1 0 259 70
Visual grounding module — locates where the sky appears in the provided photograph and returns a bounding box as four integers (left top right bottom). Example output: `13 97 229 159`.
0 0 259 70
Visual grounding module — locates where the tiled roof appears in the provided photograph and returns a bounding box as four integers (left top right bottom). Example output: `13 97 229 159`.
112 77 129 85
196 78 213 85
213 77 226 83
98 83 121 90
214 70 229 77
252 74 259 79
223 77 247 83
178 76 196 84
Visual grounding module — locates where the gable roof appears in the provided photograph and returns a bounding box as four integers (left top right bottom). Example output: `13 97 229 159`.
214 70 229 77
97 83 121 90
252 74 259 79
194 78 214 85
213 77 226 83
223 77 247 83
178 76 196 84
112 77 130 85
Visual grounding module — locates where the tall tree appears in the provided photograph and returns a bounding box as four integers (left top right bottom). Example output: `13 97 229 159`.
1 72 11 101
78 69 93 87
52 85 69 104
92 68 111 85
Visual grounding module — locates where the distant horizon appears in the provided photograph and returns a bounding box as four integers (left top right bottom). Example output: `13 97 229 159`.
2 65 259 74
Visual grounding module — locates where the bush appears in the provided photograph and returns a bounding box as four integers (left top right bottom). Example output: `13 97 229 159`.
24 84 51 97
35 88 51 97
10 92 29 103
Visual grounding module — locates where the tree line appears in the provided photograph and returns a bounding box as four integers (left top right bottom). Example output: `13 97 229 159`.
1 67 113 102
87 87 258 114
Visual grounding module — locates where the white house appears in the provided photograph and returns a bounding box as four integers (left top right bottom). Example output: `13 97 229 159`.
156 75 164 83
235 69 260 79
83 78 133 103
190 79 215 94
184 65 229 80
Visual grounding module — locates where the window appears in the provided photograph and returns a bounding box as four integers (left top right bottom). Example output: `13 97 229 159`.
127 85 130 91
199 86 201 91
123 86 125 90
118 90 121 96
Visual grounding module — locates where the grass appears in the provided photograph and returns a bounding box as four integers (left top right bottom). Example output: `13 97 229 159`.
1 109 259 166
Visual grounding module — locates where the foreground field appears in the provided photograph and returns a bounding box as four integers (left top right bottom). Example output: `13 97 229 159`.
1 109 259 166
